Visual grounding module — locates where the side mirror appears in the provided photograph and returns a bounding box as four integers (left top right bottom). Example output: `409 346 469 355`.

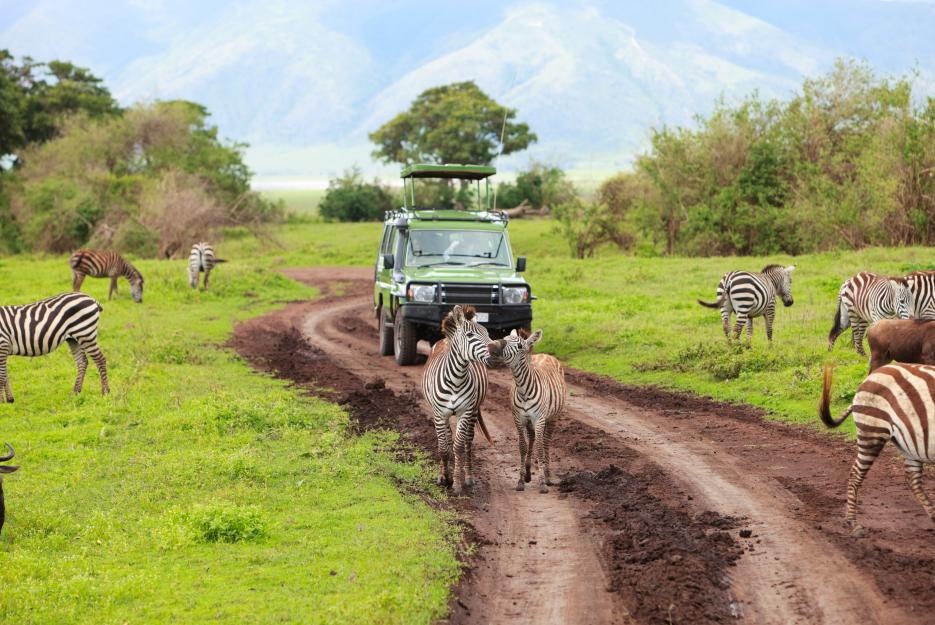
382 253 395 269
515 256 526 272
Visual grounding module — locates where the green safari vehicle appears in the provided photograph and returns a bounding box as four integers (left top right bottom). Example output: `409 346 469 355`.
374 164 533 365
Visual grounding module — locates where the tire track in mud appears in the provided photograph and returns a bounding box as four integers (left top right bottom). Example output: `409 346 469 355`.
231 267 935 625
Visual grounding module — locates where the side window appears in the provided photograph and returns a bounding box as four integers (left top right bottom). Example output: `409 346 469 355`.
379 227 392 255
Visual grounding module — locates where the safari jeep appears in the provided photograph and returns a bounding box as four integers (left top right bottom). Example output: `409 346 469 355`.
374 164 533 365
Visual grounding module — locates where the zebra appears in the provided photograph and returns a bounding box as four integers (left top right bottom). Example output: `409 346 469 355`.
70 250 144 303
820 363 935 534
494 329 566 494
906 270 935 320
0 292 109 402
421 305 497 496
188 242 226 290
697 265 796 343
828 272 913 355
0 443 18 536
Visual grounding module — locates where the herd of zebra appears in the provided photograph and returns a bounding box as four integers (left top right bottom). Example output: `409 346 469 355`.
698 264 935 532
0 242 223 536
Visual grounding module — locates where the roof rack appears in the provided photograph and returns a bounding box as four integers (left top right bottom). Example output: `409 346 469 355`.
400 163 496 180
386 208 509 226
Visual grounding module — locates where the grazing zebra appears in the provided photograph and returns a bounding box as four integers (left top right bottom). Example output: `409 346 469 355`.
70 250 144 303
820 363 935 533
906 270 935 320
0 292 109 402
188 242 226 290
0 443 18 536
828 272 913 355
422 305 497 496
698 264 796 343
495 329 566 493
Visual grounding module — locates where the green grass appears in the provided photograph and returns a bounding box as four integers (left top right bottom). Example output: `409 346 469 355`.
0 255 459 624
223 218 932 435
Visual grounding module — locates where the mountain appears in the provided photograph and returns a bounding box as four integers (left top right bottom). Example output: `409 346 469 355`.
2 0 934 179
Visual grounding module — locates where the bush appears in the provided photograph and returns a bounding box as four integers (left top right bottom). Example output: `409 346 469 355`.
496 162 575 210
319 167 394 222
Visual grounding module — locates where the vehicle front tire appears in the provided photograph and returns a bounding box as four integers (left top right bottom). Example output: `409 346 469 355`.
394 313 419 365
378 307 394 356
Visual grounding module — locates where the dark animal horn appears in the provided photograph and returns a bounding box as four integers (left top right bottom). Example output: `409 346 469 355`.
0 442 13 462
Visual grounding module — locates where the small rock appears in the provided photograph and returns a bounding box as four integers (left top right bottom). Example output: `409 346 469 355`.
528 540 537 545
739 529 753 538
329 570 337 576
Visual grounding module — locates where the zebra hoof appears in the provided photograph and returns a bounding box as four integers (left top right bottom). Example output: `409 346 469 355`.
515 481 525 491
849 524 867 538
523 471 531 483
538 484 549 494
452 486 463 497
464 477 475 487
436 475 449 487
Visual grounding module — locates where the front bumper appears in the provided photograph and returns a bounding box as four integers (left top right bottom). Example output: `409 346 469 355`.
399 302 532 333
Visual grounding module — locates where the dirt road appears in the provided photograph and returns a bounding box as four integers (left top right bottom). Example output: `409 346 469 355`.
231 267 935 625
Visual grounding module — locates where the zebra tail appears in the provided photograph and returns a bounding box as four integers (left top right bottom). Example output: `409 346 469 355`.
69 251 85 270
828 298 846 346
819 364 853 428
697 298 722 309
213 258 228 263
476 410 493 444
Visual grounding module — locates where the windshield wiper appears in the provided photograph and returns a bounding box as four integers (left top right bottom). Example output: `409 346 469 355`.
465 261 509 267
419 261 466 267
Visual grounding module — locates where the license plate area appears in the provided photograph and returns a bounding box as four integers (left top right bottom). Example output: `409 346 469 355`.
475 312 489 323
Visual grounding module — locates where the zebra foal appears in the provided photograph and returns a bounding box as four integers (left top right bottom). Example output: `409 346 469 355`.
70 250 144 303
188 242 226 290
0 292 109 402
698 264 795 343
828 272 912 355
421 305 496 496
820 363 935 533
494 329 566 493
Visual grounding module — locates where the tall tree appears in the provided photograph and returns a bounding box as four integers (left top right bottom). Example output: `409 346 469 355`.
369 81 536 166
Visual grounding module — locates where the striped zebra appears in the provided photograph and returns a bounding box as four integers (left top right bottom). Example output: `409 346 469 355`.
70 250 144 303
906 270 935 320
820 363 935 533
0 443 18 536
188 242 226 290
495 329 566 494
828 272 913 355
422 305 496 496
0 292 109 402
698 264 796 343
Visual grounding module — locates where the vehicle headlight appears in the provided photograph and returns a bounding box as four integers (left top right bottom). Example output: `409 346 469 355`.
502 286 529 305
407 284 436 303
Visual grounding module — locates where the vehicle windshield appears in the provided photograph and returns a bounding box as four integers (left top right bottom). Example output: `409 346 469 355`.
406 230 511 268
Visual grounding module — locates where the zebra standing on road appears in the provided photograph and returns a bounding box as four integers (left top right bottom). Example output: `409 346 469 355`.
0 292 109 402
906 270 935 320
820 363 935 533
494 329 566 494
70 250 144 303
421 305 496 496
828 272 913 355
188 242 226 290
698 264 796 343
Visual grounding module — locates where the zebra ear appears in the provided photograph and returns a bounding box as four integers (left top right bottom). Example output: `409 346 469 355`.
451 305 465 325
509 329 518 338
785 265 796 273
526 330 543 347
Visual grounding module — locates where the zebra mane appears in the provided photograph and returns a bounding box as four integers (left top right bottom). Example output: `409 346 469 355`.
441 306 477 337
517 327 530 339
761 264 784 273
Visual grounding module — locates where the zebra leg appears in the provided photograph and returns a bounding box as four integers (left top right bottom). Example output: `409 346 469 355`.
67 338 88 394
524 420 535 482
720 307 731 339
904 459 935 523
535 419 550 493
514 414 529 491
78 338 109 395
109 276 118 300
188 269 198 289
203 268 211 290
845 435 887 533
732 313 746 341
72 271 86 292
0 351 11 403
434 416 453 487
463 413 477 488
765 305 776 344
451 418 472 496
852 320 868 356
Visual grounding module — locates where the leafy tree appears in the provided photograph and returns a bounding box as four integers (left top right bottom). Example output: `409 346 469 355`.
369 81 536 166
319 167 394 222
0 52 25 159
495 162 575 210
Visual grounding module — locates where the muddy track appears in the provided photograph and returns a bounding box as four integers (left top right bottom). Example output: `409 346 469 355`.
231 267 935 625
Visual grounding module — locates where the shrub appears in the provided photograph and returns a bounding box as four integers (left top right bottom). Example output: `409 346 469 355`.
319 167 394 222
496 162 575 210
188 504 267 544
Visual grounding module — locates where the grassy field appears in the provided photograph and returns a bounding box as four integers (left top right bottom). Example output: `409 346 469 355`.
232 218 931 435
261 188 327 218
0 256 458 624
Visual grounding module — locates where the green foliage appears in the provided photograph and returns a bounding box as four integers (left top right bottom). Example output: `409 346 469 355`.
319 167 394 222
369 81 536 166
0 252 459 624
495 162 575 209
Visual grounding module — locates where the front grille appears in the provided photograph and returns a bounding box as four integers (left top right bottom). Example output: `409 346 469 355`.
440 283 499 305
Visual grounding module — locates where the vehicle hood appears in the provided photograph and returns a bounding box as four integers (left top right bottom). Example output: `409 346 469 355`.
403 265 527 284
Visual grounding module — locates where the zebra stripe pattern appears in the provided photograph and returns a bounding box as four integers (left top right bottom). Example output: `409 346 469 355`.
70 250 144 303
494 329 566 493
906 270 935 320
828 272 913 355
421 305 495 495
698 264 796 343
0 442 18 536
0 292 109 402
188 242 225 290
820 363 935 532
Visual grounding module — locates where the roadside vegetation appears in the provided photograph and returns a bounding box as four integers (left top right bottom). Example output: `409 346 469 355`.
0 255 458 624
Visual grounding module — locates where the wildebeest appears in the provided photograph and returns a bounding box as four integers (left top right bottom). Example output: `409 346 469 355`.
0 443 19 536
867 318 935 372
